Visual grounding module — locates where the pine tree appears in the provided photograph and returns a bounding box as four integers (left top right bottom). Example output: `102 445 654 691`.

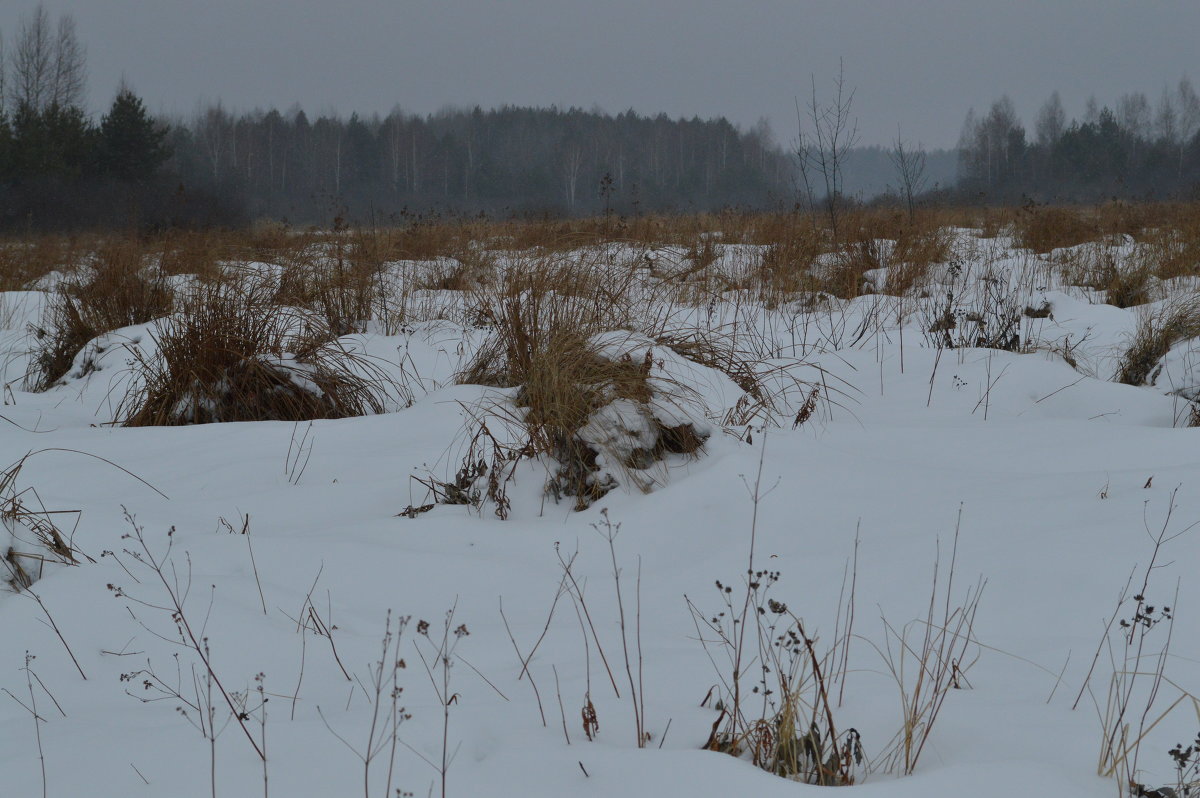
99 88 170 182
8 101 96 181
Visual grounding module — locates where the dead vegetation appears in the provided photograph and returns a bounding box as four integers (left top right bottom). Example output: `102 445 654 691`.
1014 205 1102 253
690 469 981 786
1114 295 1200 386
1057 244 1153 309
10 204 1200 795
2 452 81 592
27 239 175 391
452 253 707 510
1139 207 1200 282
5 203 1200 430
0 235 92 291
119 281 391 426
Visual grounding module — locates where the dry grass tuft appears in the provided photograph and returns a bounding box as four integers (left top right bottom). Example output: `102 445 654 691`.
454 254 705 508
818 239 883 300
275 239 383 335
1139 210 1200 281
884 226 953 297
1014 205 1100 253
0 234 91 291
120 281 388 426
753 230 823 305
412 248 496 292
1057 244 1152 308
2 452 82 592
28 240 174 391
154 229 248 281
1103 264 1153 309
1094 200 1155 241
1114 295 1200 386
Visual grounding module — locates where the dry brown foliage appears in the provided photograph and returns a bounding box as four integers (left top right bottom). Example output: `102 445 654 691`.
1114 295 1200 386
28 239 174 391
120 281 388 426
0 234 92 291
454 252 706 507
1014 205 1101 253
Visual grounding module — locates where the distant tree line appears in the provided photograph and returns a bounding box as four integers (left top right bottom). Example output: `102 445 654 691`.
165 104 795 224
957 81 1200 203
13 1 1200 233
0 5 796 231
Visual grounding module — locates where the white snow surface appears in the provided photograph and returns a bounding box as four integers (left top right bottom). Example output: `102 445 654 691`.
0 232 1198 797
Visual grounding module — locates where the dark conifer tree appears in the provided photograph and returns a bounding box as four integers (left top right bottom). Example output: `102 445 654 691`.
99 88 170 182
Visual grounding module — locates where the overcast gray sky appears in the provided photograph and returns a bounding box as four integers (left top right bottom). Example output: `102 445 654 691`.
2 1 1198 148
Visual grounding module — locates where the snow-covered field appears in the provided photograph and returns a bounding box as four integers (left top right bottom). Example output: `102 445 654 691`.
1 230 1198 797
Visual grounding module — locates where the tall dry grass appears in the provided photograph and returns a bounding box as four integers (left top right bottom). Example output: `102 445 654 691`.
27 239 174 390
120 280 389 426
1114 294 1200 386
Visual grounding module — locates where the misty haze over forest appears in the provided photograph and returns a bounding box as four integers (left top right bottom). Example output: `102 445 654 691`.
0 3 1197 228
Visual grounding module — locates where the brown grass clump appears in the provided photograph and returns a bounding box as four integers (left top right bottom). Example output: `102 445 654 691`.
753 226 823 303
1094 200 1156 241
1103 265 1153 309
772 209 953 299
463 251 638 363
1014 205 1101 253
275 241 382 335
456 254 705 508
892 224 952 263
848 207 911 243
460 253 634 390
412 247 496 292
500 217 622 252
886 226 953 294
2 452 83 592
1139 211 1200 281
28 240 174 391
825 239 884 299
154 229 244 281
0 235 91 291
1114 295 1200 386
1058 245 1152 308
387 217 480 261
121 282 388 426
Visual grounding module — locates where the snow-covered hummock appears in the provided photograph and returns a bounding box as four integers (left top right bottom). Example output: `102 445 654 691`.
0 234 1197 798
